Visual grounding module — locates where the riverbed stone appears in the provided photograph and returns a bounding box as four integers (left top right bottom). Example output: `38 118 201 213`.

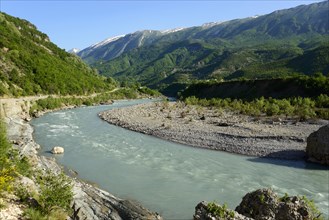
98 102 326 160
51 146 65 154
306 124 329 165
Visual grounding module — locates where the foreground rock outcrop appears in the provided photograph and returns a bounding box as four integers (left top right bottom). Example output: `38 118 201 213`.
72 179 162 220
195 188 323 220
306 124 329 165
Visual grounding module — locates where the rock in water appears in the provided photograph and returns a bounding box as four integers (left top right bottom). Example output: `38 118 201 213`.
51 146 64 154
306 124 329 165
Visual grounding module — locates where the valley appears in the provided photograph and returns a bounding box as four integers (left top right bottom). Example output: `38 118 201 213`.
0 1 328 219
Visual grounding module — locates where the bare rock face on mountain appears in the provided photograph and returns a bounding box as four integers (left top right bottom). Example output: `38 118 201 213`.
306 124 329 165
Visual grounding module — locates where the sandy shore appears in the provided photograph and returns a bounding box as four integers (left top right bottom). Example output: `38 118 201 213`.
99 101 328 160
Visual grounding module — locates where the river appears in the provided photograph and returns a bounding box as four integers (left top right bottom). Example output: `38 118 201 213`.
31 99 329 219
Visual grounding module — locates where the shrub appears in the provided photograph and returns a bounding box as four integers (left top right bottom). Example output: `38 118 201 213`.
37 171 73 215
265 103 280 116
23 208 46 220
185 96 199 105
299 195 324 220
182 95 328 119
316 94 329 108
15 185 32 202
316 109 329 120
0 167 15 193
0 122 19 195
207 201 235 218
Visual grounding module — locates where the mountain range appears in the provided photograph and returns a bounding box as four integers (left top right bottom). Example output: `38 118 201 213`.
77 1 328 95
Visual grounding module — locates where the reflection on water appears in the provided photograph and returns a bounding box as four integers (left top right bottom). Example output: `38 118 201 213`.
31 100 329 219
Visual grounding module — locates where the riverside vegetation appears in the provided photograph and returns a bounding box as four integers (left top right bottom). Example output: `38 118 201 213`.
0 121 73 219
29 87 160 116
0 86 161 219
179 73 329 120
182 94 329 120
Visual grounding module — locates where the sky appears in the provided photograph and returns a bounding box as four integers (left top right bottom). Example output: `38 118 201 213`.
0 0 323 51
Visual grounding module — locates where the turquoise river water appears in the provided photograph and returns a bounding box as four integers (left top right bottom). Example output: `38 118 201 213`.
31 99 329 219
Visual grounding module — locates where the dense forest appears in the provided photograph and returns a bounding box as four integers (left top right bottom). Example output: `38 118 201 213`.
78 1 328 95
0 12 116 97
180 74 329 100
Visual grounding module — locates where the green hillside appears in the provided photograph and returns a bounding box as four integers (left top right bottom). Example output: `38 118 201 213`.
81 1 328 96
225 44 329 80
0 13 115 97
94 40 328 95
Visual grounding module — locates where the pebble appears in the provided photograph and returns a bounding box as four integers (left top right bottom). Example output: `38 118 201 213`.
99 102 327 160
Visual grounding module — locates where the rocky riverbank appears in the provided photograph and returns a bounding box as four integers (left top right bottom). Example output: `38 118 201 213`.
99 101 328 160
0 98 161 220
194 188 323 220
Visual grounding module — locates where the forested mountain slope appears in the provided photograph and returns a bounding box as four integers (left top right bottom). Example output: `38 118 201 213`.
0 12 115 97
78 1 328 94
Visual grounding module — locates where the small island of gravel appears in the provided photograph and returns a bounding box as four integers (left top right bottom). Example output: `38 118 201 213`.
99 101 328 160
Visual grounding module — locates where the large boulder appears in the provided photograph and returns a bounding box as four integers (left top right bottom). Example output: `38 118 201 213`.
51 146 65 154
306 124 329 165
235 188 277 220
234 189 322 220
194 189 323 220
276 196 314 220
